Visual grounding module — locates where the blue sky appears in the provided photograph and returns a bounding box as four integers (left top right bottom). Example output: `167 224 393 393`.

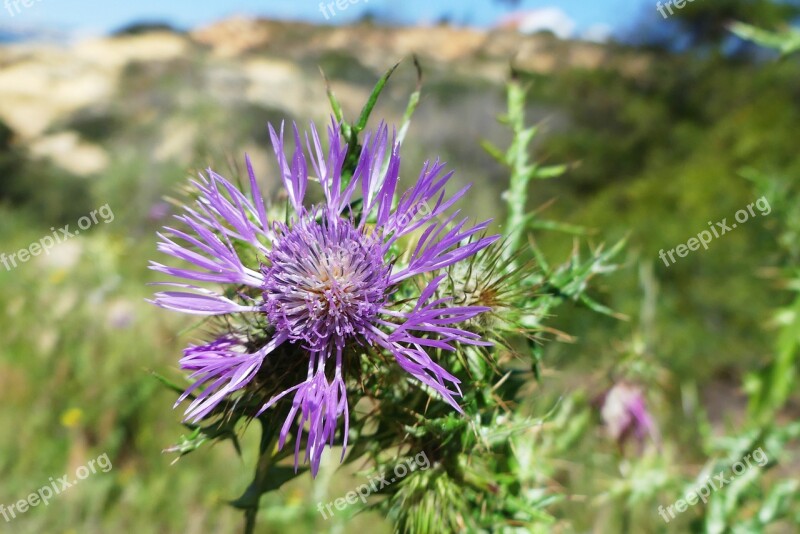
0 0 655 38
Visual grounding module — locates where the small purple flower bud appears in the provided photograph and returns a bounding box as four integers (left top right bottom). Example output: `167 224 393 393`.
599 382 657 449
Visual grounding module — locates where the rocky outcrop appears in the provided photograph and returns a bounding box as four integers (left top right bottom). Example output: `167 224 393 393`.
0 19 650 178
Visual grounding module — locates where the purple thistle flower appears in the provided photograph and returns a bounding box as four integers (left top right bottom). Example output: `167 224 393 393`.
599 382 658 449
151 120 499 475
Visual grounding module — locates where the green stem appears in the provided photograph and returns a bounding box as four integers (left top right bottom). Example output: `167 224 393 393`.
503 81 536 260
243 508 257 534
242 418 280 534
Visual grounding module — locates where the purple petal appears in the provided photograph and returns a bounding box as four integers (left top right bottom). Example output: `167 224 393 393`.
179 333 288 422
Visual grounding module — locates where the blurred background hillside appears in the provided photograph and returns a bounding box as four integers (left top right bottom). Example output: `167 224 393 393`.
1 1 800 532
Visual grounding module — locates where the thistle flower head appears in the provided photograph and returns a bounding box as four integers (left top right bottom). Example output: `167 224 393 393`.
599 382 657 449
150 119 499 475
263 212 390 352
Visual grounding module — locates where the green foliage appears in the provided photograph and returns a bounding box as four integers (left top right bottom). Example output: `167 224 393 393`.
516 49 800 384
730 21 800 55
481 80 570 258
636 0 800 52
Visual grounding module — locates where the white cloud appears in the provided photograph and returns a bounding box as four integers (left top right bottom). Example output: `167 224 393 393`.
497 8 577 40
581 23 613 43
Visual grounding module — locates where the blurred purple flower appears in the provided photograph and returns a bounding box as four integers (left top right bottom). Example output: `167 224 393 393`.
148 201 171 221
106 299 135 329
150 120 498 475
599 382 657 448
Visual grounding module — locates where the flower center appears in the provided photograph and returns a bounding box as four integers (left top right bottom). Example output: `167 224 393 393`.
263 215 389 352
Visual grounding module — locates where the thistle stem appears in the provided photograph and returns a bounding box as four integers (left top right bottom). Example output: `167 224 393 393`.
242 417 280 534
